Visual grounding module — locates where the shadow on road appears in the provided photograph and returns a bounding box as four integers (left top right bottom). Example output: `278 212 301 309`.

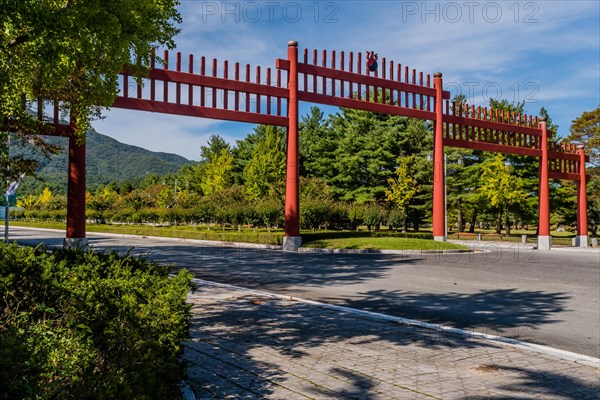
322 288 571 341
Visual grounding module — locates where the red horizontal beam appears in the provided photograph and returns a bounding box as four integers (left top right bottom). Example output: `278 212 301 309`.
298 91 436 120
113 97 289 127
547 150 580 161
549 171 582 181
444 114 541 137
443 137 541 157
123 68 289 99
2 121 72 137
277 59 450 99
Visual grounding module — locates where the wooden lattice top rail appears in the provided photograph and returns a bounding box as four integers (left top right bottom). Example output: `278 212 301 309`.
115 49 290 127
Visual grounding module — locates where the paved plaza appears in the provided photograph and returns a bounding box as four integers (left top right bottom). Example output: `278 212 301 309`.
184 281 599 400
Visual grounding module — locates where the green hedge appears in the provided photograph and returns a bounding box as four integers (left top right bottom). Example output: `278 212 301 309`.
0 244 193 400
302 230 434 242
371 231 434 240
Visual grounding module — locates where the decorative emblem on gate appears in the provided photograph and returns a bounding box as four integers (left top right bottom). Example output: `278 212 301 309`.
366 51 378 72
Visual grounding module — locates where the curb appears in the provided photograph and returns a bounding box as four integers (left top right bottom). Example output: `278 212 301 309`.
13 226 476 254
13 226 598 254
12 226 282 250
298 247 476 255
191 278 600 369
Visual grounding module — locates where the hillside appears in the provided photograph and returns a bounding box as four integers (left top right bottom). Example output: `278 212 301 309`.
12 129 192 195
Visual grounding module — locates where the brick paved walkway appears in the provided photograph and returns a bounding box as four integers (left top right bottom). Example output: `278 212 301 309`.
183 282 599 399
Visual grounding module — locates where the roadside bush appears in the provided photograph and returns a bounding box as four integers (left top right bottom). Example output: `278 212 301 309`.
110 208 135 224
363 205 385 231
257 199 283 231
347 204 364 230
243 205 261 229
387 209 405 231
137 207 161 224
371 231 434 240
301 200 331 232
0 243 193 400
325 203 351 230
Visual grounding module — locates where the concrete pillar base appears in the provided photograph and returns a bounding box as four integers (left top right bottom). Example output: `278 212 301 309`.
63 238 89 250
282 236 302 252
537 236 552 251
434 236 447 242
575 236 589 248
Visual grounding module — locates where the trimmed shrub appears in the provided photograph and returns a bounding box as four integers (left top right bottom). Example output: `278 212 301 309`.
326 203 351 230
257 199 283 231
387 209 405 230
371 231 434 240
363 205 385 231
301 200 331 232
0 244 193 400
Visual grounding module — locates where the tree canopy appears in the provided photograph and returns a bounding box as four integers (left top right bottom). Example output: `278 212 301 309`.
1 0 181 137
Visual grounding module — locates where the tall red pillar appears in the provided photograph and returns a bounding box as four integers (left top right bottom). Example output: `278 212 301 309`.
65 116 87 249
432 72 446 242
537 117 551 250
576 144 589 247
283 40 301 251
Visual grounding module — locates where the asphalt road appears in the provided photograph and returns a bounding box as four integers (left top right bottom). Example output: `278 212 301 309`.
8 226 600 359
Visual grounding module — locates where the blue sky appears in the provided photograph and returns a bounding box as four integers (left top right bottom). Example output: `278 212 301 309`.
93 0 600 161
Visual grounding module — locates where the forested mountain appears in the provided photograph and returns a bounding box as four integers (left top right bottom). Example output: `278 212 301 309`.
11 129 191 195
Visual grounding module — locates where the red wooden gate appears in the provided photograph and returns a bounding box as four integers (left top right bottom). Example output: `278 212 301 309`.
13 41 590 250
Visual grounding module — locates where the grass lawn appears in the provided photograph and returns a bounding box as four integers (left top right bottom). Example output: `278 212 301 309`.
11 221 468 250
301 236 467 251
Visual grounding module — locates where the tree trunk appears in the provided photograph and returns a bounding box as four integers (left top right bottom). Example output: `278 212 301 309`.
469 209 477 233
496 209 502 234
402 216 408 233
457 199 463 233
505 208 511 236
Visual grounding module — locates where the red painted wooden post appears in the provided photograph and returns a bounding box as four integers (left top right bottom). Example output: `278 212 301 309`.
176 52 181 104
223 60 229 109
188 54 194 105
234 62 240 111
65 114 87 248
576 144 589 247
150 49 156 101
538 117 551 250
433 72 446 241
283 40 301 251
163 50 169 102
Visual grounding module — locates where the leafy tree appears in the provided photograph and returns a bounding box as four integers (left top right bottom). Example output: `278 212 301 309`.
568 107 600 236
156 185 176 209
177 163 204 194
479 154 528 234
1 0 181 138
539 106 559 137
243 126 286 199
87 186 119 221
568 107 599 167
385 155 419 232
299 176 334 203
323 107 428 203
36 187 53 208
299 106 334 178
489 99 525 115
200 134 230 162
301 200 331 233
231 125 271 185
16 194 37 209
200 148 234 195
